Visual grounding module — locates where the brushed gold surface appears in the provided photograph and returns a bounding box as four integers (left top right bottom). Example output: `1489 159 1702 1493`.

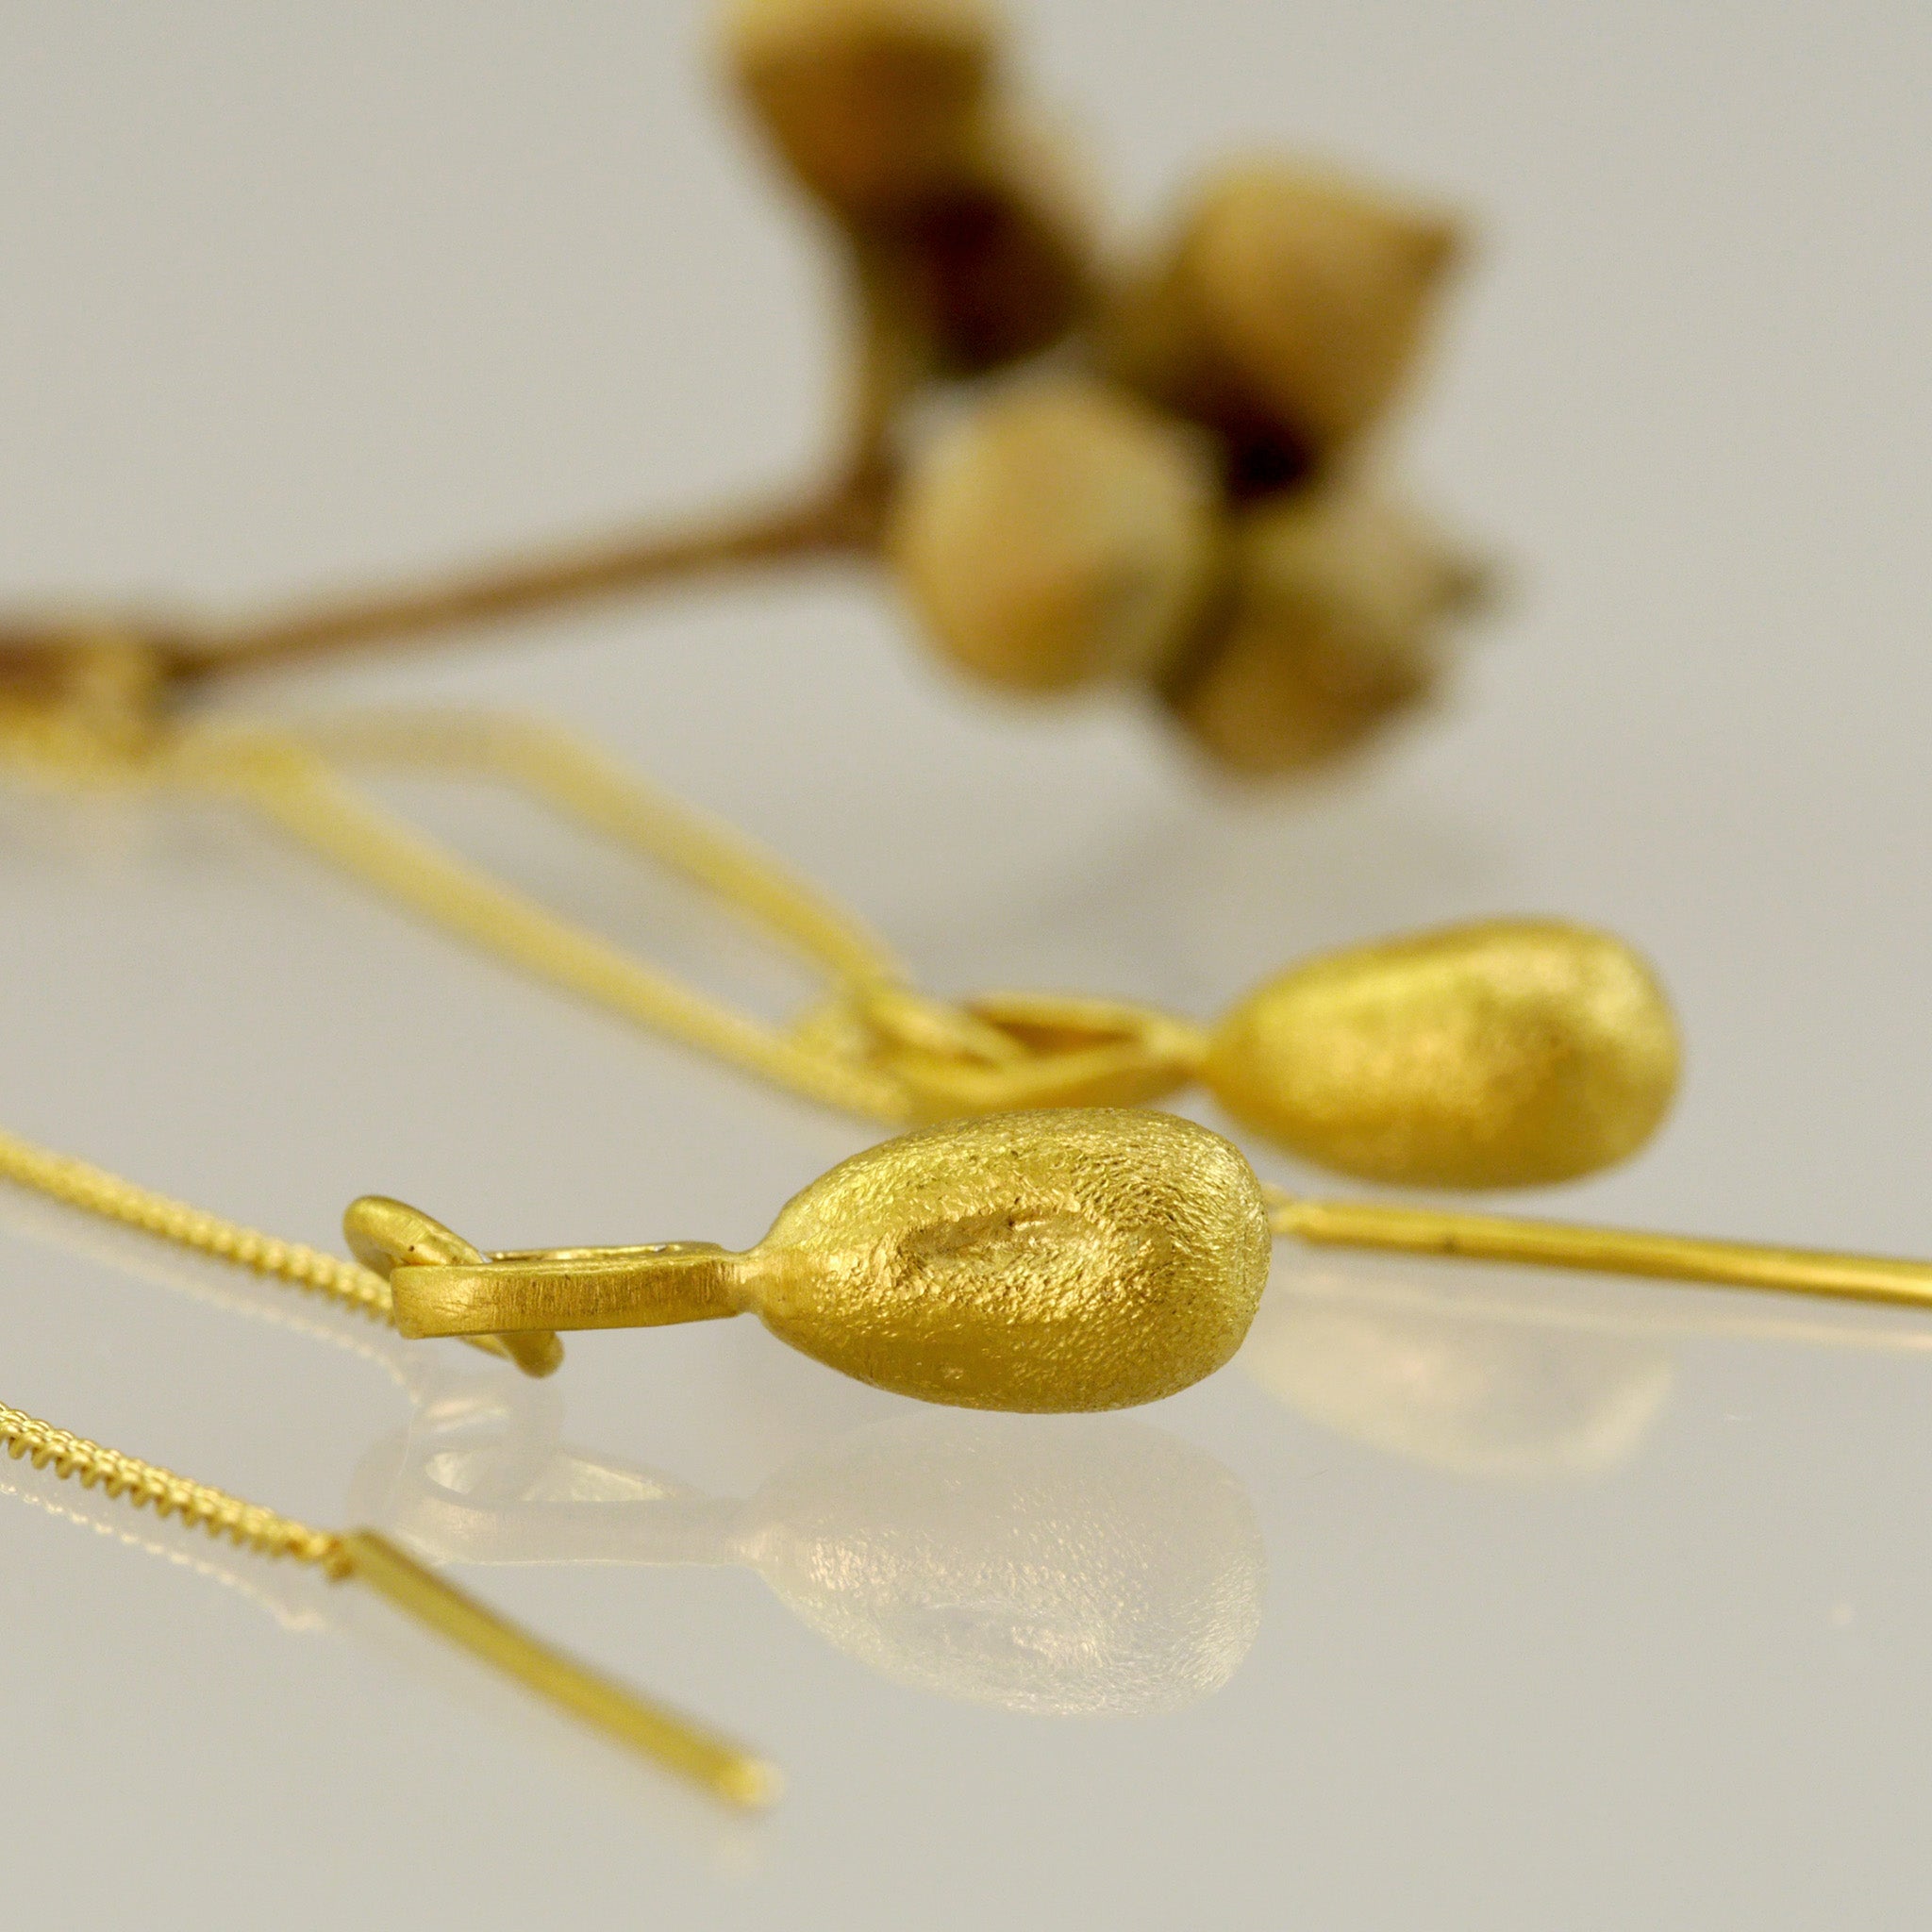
754 1108 1270 1408
1206 919 1680 1186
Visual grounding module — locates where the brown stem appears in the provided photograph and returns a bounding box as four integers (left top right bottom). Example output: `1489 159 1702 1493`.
8 290 915 700
165 477 888 688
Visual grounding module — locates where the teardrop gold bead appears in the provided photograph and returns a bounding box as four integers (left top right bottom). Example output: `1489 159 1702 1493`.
741 1108 1271 1410
891 375 1224 691
1202 921 1681 1188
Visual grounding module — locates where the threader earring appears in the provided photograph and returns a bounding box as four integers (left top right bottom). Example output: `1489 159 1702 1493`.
353 1106 1932 1413
0 676 1682 1193
6 1096 1932 1810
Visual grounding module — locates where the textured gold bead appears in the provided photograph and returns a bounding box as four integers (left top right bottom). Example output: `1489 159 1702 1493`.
891 375 1223 691
1203 920 1681 1188
751 1108 1270 1410
722 0 999 220
1164 478 1481 777
1105 158 1462 470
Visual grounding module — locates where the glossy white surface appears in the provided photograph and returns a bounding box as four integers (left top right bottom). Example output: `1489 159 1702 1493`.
2 3 1929 1924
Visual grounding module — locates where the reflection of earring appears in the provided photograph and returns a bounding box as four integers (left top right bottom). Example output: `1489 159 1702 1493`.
1245 1260 1676 1482
1249 1252 1932 1484
353 1391 1265 1718
355 1104 1932 1419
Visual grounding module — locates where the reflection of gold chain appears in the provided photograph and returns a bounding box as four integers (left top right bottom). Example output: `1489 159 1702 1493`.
0 1464 329 1634
0 1385 771 1802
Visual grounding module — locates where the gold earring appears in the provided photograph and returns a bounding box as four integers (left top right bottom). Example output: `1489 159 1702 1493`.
352 1108 1273 1414
1 669 1678 1192
350 1103 1932 1420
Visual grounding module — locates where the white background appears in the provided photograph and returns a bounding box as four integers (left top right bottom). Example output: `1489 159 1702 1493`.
0 2 1928 1925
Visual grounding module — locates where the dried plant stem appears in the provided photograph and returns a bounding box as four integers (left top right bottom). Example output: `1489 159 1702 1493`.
1 279 919 700
166 480 885 687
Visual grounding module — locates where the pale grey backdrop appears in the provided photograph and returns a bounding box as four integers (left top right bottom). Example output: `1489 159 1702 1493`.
0 3 1927 1927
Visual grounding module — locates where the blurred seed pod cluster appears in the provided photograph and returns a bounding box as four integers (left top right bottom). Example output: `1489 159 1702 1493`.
724 0 1487 779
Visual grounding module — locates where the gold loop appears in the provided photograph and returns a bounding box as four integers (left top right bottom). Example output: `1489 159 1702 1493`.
836 989 1210 1117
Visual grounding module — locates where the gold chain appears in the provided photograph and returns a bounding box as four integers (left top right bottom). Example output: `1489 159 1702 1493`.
0 1119 772 1805
0 1402 343 1568
0 1121 558 1376
1 659 1197 1128
0 1126 391 1320
183 720 919 1122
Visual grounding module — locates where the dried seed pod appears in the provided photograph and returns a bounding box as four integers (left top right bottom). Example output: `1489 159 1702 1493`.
722 0 1000 220
892 375 1224 691
1105 158 1462 475
1202 920 1681 1188
1163 479 1480 777
859 114 1093 372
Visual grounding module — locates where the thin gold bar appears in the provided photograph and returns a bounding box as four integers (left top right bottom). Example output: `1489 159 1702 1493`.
338 1531 779 1807
1272 1197 1932 1311
389 1245 751 1341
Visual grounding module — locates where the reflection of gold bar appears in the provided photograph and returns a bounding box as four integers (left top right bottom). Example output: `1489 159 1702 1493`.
340 1531 778 1807
1272 1198 1932 1311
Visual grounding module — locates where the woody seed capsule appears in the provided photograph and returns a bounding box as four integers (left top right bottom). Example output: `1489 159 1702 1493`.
891 375 1224 691
860 110 1094 373
722 0 1000 221
1105 158 1462 474
1164 478 1481 777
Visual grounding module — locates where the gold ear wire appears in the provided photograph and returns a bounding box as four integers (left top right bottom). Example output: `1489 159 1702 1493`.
1265 1189 1932 1313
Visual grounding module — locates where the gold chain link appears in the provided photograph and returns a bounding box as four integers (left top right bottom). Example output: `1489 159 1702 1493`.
0 1125 392 1320
0 1402 343 1568
2 659 1201 1128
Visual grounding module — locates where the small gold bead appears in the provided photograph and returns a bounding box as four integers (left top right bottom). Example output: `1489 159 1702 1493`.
1104 158 1464 470
1163 477 1481 777
721 0 1001 221
751 1108 1271 1411
1203 920 1681 1188
891 375 1224 692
